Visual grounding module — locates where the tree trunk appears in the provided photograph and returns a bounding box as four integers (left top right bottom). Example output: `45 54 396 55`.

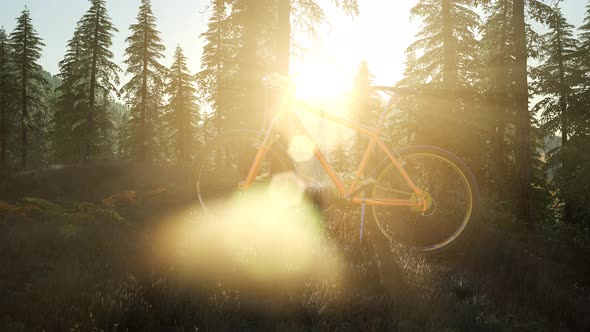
555 17 572 222
140 11 149 162
274 0 292 145
0 93 5 168
442 0 458 142
238 3 262 130
177 61 185 164
276 0 291 75
86 5 101 162
441 0 457 90
214 2 224 133
513 0 531 226
493 0 510 201
0 37 6 168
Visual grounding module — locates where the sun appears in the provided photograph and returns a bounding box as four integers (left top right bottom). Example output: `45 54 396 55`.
290 60 353 104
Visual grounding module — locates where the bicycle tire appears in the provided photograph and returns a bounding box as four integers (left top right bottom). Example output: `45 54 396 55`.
193 130 295 210
371 145 479 252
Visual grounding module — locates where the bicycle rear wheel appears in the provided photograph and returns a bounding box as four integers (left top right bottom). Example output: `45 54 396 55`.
371 146 478 252
193 131 294 209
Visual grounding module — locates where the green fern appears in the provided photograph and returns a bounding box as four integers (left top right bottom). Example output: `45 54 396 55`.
21 197 64 220
75 202 128 225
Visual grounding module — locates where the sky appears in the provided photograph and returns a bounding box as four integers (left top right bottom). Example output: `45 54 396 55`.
0 0 587 88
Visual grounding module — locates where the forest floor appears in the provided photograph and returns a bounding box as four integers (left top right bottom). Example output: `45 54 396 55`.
0 163 589 332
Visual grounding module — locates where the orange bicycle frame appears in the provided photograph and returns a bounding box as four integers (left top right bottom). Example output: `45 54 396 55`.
241 92 426 210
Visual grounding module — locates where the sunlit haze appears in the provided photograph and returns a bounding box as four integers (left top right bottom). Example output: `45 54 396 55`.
1 0 584 94
2 0 590 329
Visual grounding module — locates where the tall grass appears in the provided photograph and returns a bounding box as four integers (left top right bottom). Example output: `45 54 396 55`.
0 164 588 331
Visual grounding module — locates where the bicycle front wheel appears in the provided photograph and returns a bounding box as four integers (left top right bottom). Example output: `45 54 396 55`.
193 131 294 210
371 146 478 252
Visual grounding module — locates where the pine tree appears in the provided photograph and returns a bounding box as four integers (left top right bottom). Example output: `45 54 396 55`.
0 27 13 169
331 131 349 174
532 4 580 223
349 60 379 164
402 0 480 87
227 0 277 130
513 0 531 225
579 2 590 75
535 1 590 225
571 1 590 143
115 110 131 158
513 0 556 225
555 1 590 225
121 0 166 162
165 45 201 164
398 0 482 168
78 0 120 161
480 0 514 199
532 6 578 151
9 8 47 168
52 23 89 162
578 2 590 121
197 0 234 135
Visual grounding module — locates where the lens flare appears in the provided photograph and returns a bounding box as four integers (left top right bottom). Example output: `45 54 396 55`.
154 174 343 294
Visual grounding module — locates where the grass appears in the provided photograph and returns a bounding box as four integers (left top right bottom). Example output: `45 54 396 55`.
0 164 589 331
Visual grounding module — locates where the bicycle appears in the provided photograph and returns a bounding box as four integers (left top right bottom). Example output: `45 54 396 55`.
193 77 479 252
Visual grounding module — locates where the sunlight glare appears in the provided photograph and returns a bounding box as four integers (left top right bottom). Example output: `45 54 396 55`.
287 135 316 162
269 172 306 208
153 181 343 295
291 61 352 103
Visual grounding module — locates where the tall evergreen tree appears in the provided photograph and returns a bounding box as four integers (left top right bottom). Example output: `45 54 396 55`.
78 0 120 161
480 0 514 199
514 0 555 225
164 45 201 164
513 0 531 225
197 0 234 135
579 2 590 75
121 0 166 162
553 2 590 226
331 130 349 174
397 0 482 172
227 0 277 130
349 60 379 164
532 4 579 222
532 5 578 155
0 27 13 169
52 23 89 162
9 8 47 168
534 1 590 225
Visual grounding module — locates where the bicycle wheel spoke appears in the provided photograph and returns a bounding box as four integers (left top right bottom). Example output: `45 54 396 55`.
375 186 414 196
